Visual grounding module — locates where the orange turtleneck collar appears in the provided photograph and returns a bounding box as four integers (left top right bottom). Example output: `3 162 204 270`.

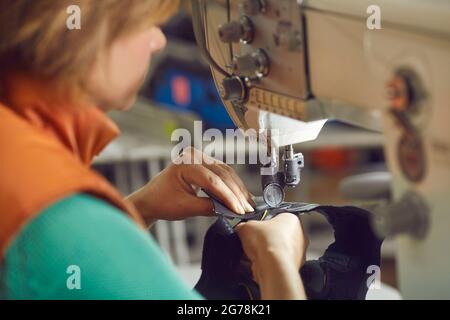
0 75 145 257
2 74 120 165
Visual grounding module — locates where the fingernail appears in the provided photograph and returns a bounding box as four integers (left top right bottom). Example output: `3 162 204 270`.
248 194 256 207
240 198 252 212
244 202 254 212
238 205 245 215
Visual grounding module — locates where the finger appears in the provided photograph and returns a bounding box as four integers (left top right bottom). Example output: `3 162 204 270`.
180 164 246 214
188 149 253 212
199 152 255 209
188 148 256 211
181 194 215 217
234 221 245 232
219 164 256 207
182 148 253 212
205 163 254 212
234 221 249 236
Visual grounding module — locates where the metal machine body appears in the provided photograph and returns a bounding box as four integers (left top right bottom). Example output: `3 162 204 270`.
194 0 450 299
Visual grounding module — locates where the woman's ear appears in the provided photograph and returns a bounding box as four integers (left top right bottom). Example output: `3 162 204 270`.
149 27 167 52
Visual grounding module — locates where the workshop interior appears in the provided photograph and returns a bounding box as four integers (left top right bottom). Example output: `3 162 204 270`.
93 0 450 299
2 0 450 300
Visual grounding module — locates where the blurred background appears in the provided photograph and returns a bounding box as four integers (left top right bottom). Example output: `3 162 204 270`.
93 3 399 299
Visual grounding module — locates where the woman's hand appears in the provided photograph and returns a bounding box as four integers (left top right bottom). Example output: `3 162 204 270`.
236 213 309 300
127 147 255 225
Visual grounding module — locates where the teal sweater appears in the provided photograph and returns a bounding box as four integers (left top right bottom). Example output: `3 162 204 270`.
0 194 201 300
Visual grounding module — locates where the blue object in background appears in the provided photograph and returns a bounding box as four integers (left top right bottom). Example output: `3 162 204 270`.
145 57 235 131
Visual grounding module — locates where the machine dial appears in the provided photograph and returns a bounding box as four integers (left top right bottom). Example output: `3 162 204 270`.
263 183 285 208
218 16 254 44
232 49 270 79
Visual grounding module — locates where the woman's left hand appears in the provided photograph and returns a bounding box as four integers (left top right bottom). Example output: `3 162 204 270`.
127 147 255 225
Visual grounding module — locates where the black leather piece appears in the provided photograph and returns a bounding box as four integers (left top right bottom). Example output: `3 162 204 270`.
210 192 321 221
194 218 249 299
301 205 383 299
195 195 383 300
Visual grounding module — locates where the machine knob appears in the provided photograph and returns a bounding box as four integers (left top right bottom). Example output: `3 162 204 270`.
239 0 266 15
218 16 254 44
220 76 246 101
232 49 270 79
373 191 429 239
340 172 392 201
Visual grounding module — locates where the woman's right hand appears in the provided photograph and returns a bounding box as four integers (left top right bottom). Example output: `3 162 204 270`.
235 213 309 300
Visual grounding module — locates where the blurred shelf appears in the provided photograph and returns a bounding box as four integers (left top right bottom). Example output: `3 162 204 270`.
95 98 197 164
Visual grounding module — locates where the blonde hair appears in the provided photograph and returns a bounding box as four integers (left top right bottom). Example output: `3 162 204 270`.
0 0 179 98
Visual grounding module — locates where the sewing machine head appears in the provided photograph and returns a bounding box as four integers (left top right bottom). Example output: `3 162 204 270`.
192 0 385 146
193 0 450 299
192 0 382 206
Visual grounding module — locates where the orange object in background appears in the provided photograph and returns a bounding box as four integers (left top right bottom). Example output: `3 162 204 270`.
309 148 358 173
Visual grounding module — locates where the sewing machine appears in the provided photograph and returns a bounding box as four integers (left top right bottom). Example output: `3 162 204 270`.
192 0 450 299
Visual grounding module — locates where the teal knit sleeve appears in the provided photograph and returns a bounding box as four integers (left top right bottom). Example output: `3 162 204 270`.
0 194 203 300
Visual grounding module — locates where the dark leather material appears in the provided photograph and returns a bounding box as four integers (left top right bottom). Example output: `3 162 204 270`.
195 195 383 300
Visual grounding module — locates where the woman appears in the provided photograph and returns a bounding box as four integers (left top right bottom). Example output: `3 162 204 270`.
0 0 308 300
